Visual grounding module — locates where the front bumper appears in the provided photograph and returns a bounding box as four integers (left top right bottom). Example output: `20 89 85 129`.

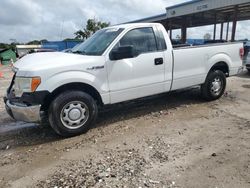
4 99 41 122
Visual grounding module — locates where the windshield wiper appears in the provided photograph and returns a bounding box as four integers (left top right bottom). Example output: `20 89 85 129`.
72 50 86 55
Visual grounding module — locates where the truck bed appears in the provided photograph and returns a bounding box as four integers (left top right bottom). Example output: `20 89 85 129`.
171 42 243 91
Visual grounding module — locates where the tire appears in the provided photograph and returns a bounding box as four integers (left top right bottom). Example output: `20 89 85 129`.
201 70 226 101
48 91 98 137
247 68 250 73
40 117 50 128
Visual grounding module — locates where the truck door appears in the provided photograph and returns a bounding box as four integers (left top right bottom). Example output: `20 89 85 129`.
106 27 171 104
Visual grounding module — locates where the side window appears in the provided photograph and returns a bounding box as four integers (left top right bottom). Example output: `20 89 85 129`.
117 27 158 54
155 29 167 51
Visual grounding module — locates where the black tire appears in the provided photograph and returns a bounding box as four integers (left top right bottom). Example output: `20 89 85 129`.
247 68 250 73
40 117 51 128
201 70 226 101
48 91 98 137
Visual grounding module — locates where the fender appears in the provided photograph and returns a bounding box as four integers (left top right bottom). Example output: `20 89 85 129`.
37 70 110 104
207 52 232 72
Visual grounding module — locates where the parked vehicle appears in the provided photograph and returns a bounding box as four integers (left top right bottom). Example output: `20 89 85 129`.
4 23 244 137
243 41 250 65
246 52 250 72
28 49 56 54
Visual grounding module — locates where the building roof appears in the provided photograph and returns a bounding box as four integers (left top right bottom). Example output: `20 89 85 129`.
166 0 250 19
128 0 250 29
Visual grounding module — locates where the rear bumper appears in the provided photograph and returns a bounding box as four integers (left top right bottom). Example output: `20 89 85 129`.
4 99 41 122
246 64 250 69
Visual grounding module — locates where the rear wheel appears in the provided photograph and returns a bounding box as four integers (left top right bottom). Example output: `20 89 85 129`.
247 68 250 73
201 70 226 101
48 91 98 137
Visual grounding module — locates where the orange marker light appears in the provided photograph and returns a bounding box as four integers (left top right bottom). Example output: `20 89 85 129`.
31 77 41 92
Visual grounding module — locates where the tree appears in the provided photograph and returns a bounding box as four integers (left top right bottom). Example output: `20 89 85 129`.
63 38 82 42
0 42 20 50
75 18 110 40
176 35 181 40
26 40 41 45
204 33 212 40
0 43 10 49
25 39 48 45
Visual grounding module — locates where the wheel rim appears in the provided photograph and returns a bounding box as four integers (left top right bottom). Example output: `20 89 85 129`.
60 101 89 129
210 77 223 96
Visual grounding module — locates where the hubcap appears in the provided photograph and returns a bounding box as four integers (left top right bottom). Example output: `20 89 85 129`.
211 77 222 96
69 108 81 121
60 101 89 129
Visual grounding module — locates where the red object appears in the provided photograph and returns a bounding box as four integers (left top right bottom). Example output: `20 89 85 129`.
0 72 3 78
239 47 244 60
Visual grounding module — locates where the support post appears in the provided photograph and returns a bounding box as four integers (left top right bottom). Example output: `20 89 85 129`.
231 6 238 42
213 14 217 40
226 21 229 41
220 22 224 40
169 29 172 40
213 24 216 40
169 21 172 40
181 18 187 44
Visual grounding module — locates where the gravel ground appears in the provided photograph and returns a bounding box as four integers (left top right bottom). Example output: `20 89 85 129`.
0 65 250 188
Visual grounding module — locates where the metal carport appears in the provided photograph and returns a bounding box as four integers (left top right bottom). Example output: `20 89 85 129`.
130 0 250 43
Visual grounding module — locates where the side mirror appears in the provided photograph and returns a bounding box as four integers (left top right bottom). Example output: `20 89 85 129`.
110 46 137 61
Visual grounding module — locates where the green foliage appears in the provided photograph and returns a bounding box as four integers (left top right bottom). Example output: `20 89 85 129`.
0 43 10 49
75 18 110 40
176 35 181 40
0 43 19 51
40 39 48 43
63 38 83 42
204 33 212 40
26 40 41 45
25 39 48 45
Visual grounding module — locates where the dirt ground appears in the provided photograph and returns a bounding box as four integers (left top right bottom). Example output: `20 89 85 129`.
0 65 250 188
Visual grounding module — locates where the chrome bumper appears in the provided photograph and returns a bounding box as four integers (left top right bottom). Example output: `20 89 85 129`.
5 100 41 122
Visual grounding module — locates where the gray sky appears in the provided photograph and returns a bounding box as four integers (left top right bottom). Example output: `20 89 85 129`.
0 0 249 43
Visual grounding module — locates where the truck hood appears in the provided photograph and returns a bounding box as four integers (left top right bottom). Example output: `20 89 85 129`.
14 52 104 72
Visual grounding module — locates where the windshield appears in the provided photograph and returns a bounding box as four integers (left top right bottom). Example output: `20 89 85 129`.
71 28 124 56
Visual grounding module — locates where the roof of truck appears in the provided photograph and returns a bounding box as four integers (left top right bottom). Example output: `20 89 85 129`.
109 22 162 29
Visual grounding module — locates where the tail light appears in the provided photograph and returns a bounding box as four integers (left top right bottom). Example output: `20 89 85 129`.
239 47 244 60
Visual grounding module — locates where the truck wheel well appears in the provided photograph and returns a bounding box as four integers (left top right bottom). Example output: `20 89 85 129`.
210 62 229 77
42 83 103 111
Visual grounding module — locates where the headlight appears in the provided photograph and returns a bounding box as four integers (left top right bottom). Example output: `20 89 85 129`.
13 77 41 97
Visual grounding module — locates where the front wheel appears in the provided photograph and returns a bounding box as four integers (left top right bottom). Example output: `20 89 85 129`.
201 70 226 101
48 91 98 137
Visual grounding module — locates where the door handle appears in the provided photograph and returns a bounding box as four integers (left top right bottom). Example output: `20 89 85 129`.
155 58 163 65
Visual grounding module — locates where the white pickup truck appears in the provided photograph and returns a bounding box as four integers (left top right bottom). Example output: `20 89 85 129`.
4 23 244 137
